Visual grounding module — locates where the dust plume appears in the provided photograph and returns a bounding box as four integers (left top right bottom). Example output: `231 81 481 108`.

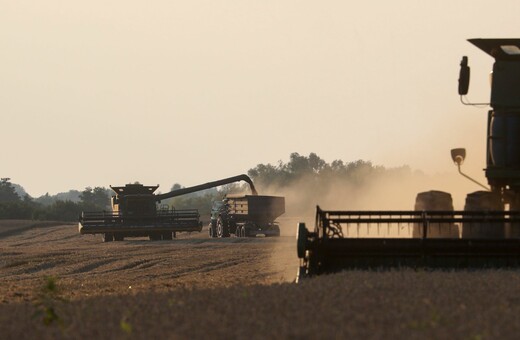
258 168 479 236
255 160 482 281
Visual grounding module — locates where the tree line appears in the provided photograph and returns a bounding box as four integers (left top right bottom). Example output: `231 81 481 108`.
0 178 110 221
165 152 413 215
1 153 413 221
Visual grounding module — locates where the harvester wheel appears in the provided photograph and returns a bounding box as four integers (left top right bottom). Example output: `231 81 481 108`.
162 232 173 240
149 233 161 241
413 190 457 238
102 233 114 242
463 191 504 239
114 234 124 241
296 223 308 259
240 226 246 238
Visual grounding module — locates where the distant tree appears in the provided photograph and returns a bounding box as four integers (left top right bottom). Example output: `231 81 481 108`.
11 183 28 198
34 193 54 206
79 187 111 210
32 200 82 221
170 183 182 191
0 178 21 203
287 152 326 176
34 190 82 206
247 152 411 190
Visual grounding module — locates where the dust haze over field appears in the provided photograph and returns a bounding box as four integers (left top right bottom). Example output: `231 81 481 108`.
260 169 480 236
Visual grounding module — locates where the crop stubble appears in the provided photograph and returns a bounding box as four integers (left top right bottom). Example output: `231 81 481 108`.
2 220 520 339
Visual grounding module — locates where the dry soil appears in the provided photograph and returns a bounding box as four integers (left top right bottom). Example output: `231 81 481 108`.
2 220 520 339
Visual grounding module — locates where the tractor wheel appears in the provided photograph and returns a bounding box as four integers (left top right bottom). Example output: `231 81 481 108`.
102 233 114 242
412 190 458 238
208 224 214 238
240 226 246 238
463 191 504 239
216 217 229 238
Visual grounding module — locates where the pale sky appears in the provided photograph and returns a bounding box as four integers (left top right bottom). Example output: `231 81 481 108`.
2 1 520 197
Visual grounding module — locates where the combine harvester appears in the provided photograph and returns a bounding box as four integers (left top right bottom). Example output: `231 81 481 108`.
297 39 520 279
79 174 259 242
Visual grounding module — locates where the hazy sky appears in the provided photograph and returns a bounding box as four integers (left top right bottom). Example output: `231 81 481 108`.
2 1 520 197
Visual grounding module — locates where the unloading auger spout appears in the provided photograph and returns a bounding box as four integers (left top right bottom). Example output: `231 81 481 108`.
155 174 258 201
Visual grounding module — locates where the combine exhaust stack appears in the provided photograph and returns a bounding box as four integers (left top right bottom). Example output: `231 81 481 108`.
297 207 520 280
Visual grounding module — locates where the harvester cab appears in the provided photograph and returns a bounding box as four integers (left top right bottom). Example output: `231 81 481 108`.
110 184 158 217
296 38 520 281
458 39 520 205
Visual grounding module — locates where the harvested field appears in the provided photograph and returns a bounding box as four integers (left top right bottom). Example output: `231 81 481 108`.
2 220 520 339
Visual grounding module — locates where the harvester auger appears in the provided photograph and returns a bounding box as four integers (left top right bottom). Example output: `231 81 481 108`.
297 39 520 280
79 174 258 242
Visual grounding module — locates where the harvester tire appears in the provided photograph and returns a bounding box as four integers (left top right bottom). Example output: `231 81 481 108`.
102 233 114 243
162 232 173 240
114 234 124 241
413 190 458 238
463 191 504 239
240 226 246 238
297 223 308 259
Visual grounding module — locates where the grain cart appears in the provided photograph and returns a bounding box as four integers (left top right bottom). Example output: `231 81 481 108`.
209 195 285 237
296 39 520 280
79 174 257 242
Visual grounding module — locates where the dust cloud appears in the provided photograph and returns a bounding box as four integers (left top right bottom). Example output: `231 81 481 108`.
260 169 480 236
264 167 481 281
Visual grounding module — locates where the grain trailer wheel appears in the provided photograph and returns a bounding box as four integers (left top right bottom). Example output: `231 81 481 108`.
270 225 281 237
